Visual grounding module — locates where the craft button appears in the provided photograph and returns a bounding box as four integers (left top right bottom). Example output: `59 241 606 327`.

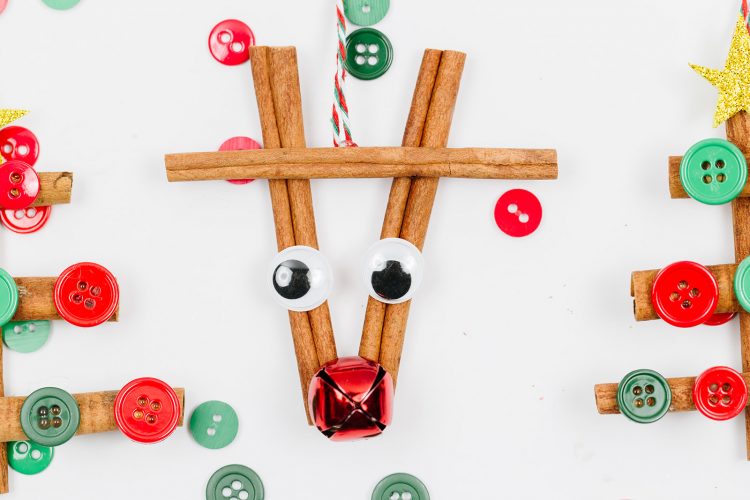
0 126 40 166
0 268 19 328
209 20 255 66
494 189 543 237
219 137 260 185
0 0 7 14
41 0 80 9
114 377 180 444
704 312 737 326
1 206 51 234
692 366 748 421
7 441 54 475
372 473 430 500
53 262 119 327
189 401 239 449
735 256 750 313
0 160 39 210
20 387 80 447
344 0 390 26
651 261 718 328
345 28 393 80
680 138 748 205
2 321 51 353
206 464 264 500
616 369 672 424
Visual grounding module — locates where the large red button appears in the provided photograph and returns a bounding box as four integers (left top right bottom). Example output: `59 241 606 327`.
209 20 255 66
494 189 542 237
0 160 39 210
651 261 719 328
692 366 748 421
0 206 51 234
0 126 40 166
219 136 260 185
114 377 180 443
53 263 119 327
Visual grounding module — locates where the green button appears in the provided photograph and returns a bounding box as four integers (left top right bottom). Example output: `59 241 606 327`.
616 369 672 424
372 473 430 500
41 0 80 10
3 321 51 353
680 138 748 205
344 0 390 26
206 465 264 500
0 269 19 328
345 28 393 80
190 401 239 450
735 256 750 312
20 387 80 446
7 441 53 475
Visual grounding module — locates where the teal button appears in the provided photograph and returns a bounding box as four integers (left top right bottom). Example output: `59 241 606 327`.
3 321 51 353
616 369 672 424
0 269 19 328
345 28 393 80
735 256 750 312
344 0 390 26
189 401 239 450
7 441 53 475
41 0 80 10
372 473 430 500
680 138 748 205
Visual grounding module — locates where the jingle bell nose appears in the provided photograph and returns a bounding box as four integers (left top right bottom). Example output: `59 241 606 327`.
308 356 394 441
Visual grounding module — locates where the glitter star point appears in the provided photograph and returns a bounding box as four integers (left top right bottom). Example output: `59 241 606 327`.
0 109 27 129
691 16 750 128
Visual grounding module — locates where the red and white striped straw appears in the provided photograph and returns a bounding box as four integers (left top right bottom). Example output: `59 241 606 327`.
332 0 356 147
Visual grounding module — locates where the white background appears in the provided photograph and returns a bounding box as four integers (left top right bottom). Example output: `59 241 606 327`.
0 0 747 498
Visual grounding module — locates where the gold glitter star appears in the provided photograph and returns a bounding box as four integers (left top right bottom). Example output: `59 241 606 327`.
0 109 27 129
691 15 750 127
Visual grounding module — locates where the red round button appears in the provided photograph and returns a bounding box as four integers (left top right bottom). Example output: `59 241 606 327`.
0 160 39 210
651 261 719 328
692 366 748 421
0 206 51 234
53 262 119 327
114 377 180 444
209 19 255 66
704 312 737 326
494 189 542 237
219 136 260 185
0 126 40 166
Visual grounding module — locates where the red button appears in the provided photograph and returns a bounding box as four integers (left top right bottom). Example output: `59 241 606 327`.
0 206 51 234
0 126 40 166
114 377 180 443
494 189 542 237
0 160 39 210
219 136 260 185
651 261 719 328
0 0 7 15
53 262 119 327
704 312 737 326
692 366 748 421
209 20 255 66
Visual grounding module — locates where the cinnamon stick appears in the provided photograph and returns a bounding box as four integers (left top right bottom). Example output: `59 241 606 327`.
12 277 119 323
669 155 750 198
33 172 73 207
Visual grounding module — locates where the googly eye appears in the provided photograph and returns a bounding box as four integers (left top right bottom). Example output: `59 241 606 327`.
268 246 333 312
363 238 424 304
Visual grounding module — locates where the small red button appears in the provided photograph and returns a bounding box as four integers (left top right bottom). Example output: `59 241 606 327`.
219 136 260 185
53 262 119 327
209 20 255 66
494 189 542 237
704 312 737 326
692 366 748 421
0 160 39 210
651 261 719 328
114 377 180 444
0 126 40 166
0 206 51 234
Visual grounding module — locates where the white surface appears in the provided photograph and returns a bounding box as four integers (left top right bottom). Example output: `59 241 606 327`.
0 0 746 498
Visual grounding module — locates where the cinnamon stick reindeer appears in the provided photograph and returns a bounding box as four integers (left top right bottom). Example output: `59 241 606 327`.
165 46 558 439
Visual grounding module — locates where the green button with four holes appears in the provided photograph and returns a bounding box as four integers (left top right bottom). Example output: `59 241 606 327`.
20 387 80 447
616 369 672 424
372 473 430 500
0 269 19 328
190 401 239 449
7 441 54 475
345 28 393 80
735 256 750 313
344 0 390 26
3 321 51 353
680 138 748 205
206 465 264 500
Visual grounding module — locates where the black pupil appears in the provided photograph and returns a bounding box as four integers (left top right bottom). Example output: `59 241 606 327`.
273 260 311 300
371 260 411 301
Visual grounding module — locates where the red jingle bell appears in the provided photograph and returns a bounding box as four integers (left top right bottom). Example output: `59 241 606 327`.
308 356 394 441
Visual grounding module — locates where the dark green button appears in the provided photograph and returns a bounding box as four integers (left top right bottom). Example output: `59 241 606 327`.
616 369 672 424
190 401 238 449
344 0 390 26
345 28 393 80
7 441 53 475
736 256 750 312
206 465 264 500
0 269 19 328
20 387 80 446
680 138 748 205
372 473 430 500
3 321 51 353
